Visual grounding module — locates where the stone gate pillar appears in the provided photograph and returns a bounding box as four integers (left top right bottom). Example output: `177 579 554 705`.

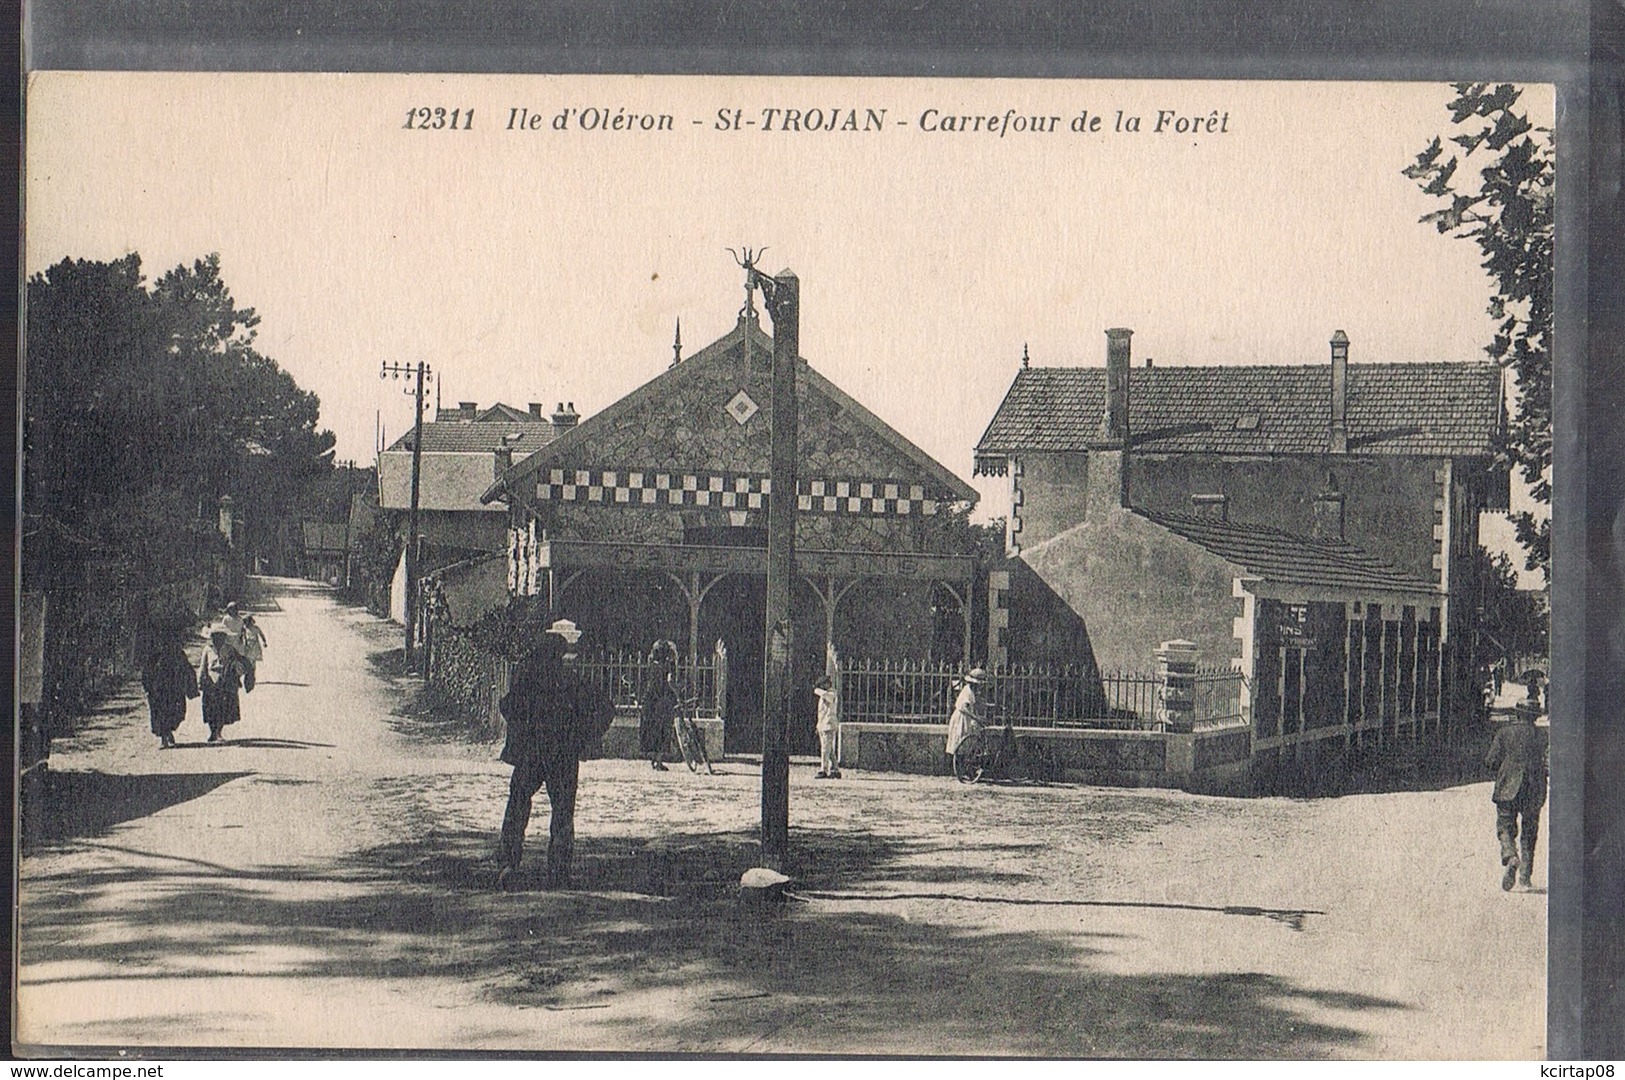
1157 639 1199 735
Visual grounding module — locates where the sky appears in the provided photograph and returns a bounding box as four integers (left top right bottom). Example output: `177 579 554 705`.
24 73 1552 573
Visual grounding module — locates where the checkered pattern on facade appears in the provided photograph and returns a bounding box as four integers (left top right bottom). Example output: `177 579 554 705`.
535 468 942 516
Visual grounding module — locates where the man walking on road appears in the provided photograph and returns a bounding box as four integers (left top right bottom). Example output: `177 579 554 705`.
1484 686 1548 891
496 618 614 890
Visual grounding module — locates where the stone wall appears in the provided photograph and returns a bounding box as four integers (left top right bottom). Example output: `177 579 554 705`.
526 330 974 556
837 720 1254 793
600 707 725 763
424 624 505 739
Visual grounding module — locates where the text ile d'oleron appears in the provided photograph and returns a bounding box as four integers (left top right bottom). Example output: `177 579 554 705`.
453 105 1233 137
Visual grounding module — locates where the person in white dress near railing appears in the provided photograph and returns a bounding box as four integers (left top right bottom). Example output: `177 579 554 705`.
813 675 842 779
945 667 987 756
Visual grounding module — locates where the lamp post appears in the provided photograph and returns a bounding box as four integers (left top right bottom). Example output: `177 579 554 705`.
739 250 799 872
381 360 433 658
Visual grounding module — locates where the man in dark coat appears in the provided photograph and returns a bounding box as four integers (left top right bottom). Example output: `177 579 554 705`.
497 619 614 890
1484 694 1549 891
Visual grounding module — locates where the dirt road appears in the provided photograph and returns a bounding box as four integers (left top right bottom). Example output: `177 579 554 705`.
16 578 1545 1057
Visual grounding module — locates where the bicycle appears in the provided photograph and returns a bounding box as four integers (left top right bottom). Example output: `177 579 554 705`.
671 694 716 774
953 706 1021 784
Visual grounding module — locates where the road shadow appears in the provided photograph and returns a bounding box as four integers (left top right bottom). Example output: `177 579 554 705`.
165 737 337 751
17 819 1399 1056
28 769 251 845
366 647 414 680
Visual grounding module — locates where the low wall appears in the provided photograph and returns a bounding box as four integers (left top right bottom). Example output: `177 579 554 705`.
838 720 1253 793
600 706 725 763
424 626 505 739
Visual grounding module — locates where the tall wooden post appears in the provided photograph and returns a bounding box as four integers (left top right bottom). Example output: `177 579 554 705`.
756 267 799 871
404 363 427 658
382 360 432 659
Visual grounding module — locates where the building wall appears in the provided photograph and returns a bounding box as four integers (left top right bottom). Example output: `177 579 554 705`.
1125 452 1451 585
1013 451 1091 547
418 509 509 553
380 451 529 512
1016 507 1244 673
1015 449 1457 585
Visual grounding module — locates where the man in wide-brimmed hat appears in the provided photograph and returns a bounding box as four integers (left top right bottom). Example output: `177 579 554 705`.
945 667 988 757
1484 680 1549 891
496 616 612 890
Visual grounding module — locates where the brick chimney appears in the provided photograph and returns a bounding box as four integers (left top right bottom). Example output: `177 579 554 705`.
1312 478 1346 542
551 402 579 435
493 444 513 477
1329 331 1349 454
459 401 477 421
528 402 546 419
1086 328 1134 521
1190 493 1229 521
1102 328 1133 444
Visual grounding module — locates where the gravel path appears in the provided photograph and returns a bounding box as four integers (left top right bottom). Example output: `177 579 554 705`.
16 578 1546 1057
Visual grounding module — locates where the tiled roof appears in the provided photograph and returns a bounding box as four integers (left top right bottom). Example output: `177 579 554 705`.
1141 509 1441 596
384 421 557 455
478 403 539 423
977 363 1502 458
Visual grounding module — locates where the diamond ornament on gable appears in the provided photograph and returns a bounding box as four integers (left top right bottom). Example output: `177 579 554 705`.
726 390 759 425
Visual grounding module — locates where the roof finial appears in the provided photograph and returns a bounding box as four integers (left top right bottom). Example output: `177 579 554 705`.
1022 343 1030 370
729 246 763 325
671 318 683 367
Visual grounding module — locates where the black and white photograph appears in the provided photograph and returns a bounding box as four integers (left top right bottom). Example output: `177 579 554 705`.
17 72 1557 1058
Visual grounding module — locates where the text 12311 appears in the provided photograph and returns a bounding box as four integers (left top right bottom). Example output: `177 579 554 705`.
404 108 474 130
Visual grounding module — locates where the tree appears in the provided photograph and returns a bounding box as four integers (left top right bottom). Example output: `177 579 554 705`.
24 253 336 582
1405 83 1553 580
1473 546 1549 677
23 253 337 726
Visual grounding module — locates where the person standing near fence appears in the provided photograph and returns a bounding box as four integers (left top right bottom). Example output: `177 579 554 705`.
814 675 842 779
197 628 247 743
142 616 198 749
945 667 987 757
638 639 678 771
497 618 615 890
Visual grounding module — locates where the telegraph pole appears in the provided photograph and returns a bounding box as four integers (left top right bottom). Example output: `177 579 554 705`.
381 360 433 658
739 251 799 871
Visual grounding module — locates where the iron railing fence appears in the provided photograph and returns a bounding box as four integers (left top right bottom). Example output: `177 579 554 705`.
837 658 1245 732
571 648 725 718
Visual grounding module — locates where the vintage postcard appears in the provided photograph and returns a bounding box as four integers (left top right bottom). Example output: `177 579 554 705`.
18 73 1554 1058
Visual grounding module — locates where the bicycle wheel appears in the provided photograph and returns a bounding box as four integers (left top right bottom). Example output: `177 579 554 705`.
953 731 985 784
672 716 698 771
688 717 716 774
683 718 705 772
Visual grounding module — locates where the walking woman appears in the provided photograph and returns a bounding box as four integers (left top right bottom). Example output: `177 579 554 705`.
638 639 679 770
239 614 268 692
142 617 198 749
197 628 247 743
